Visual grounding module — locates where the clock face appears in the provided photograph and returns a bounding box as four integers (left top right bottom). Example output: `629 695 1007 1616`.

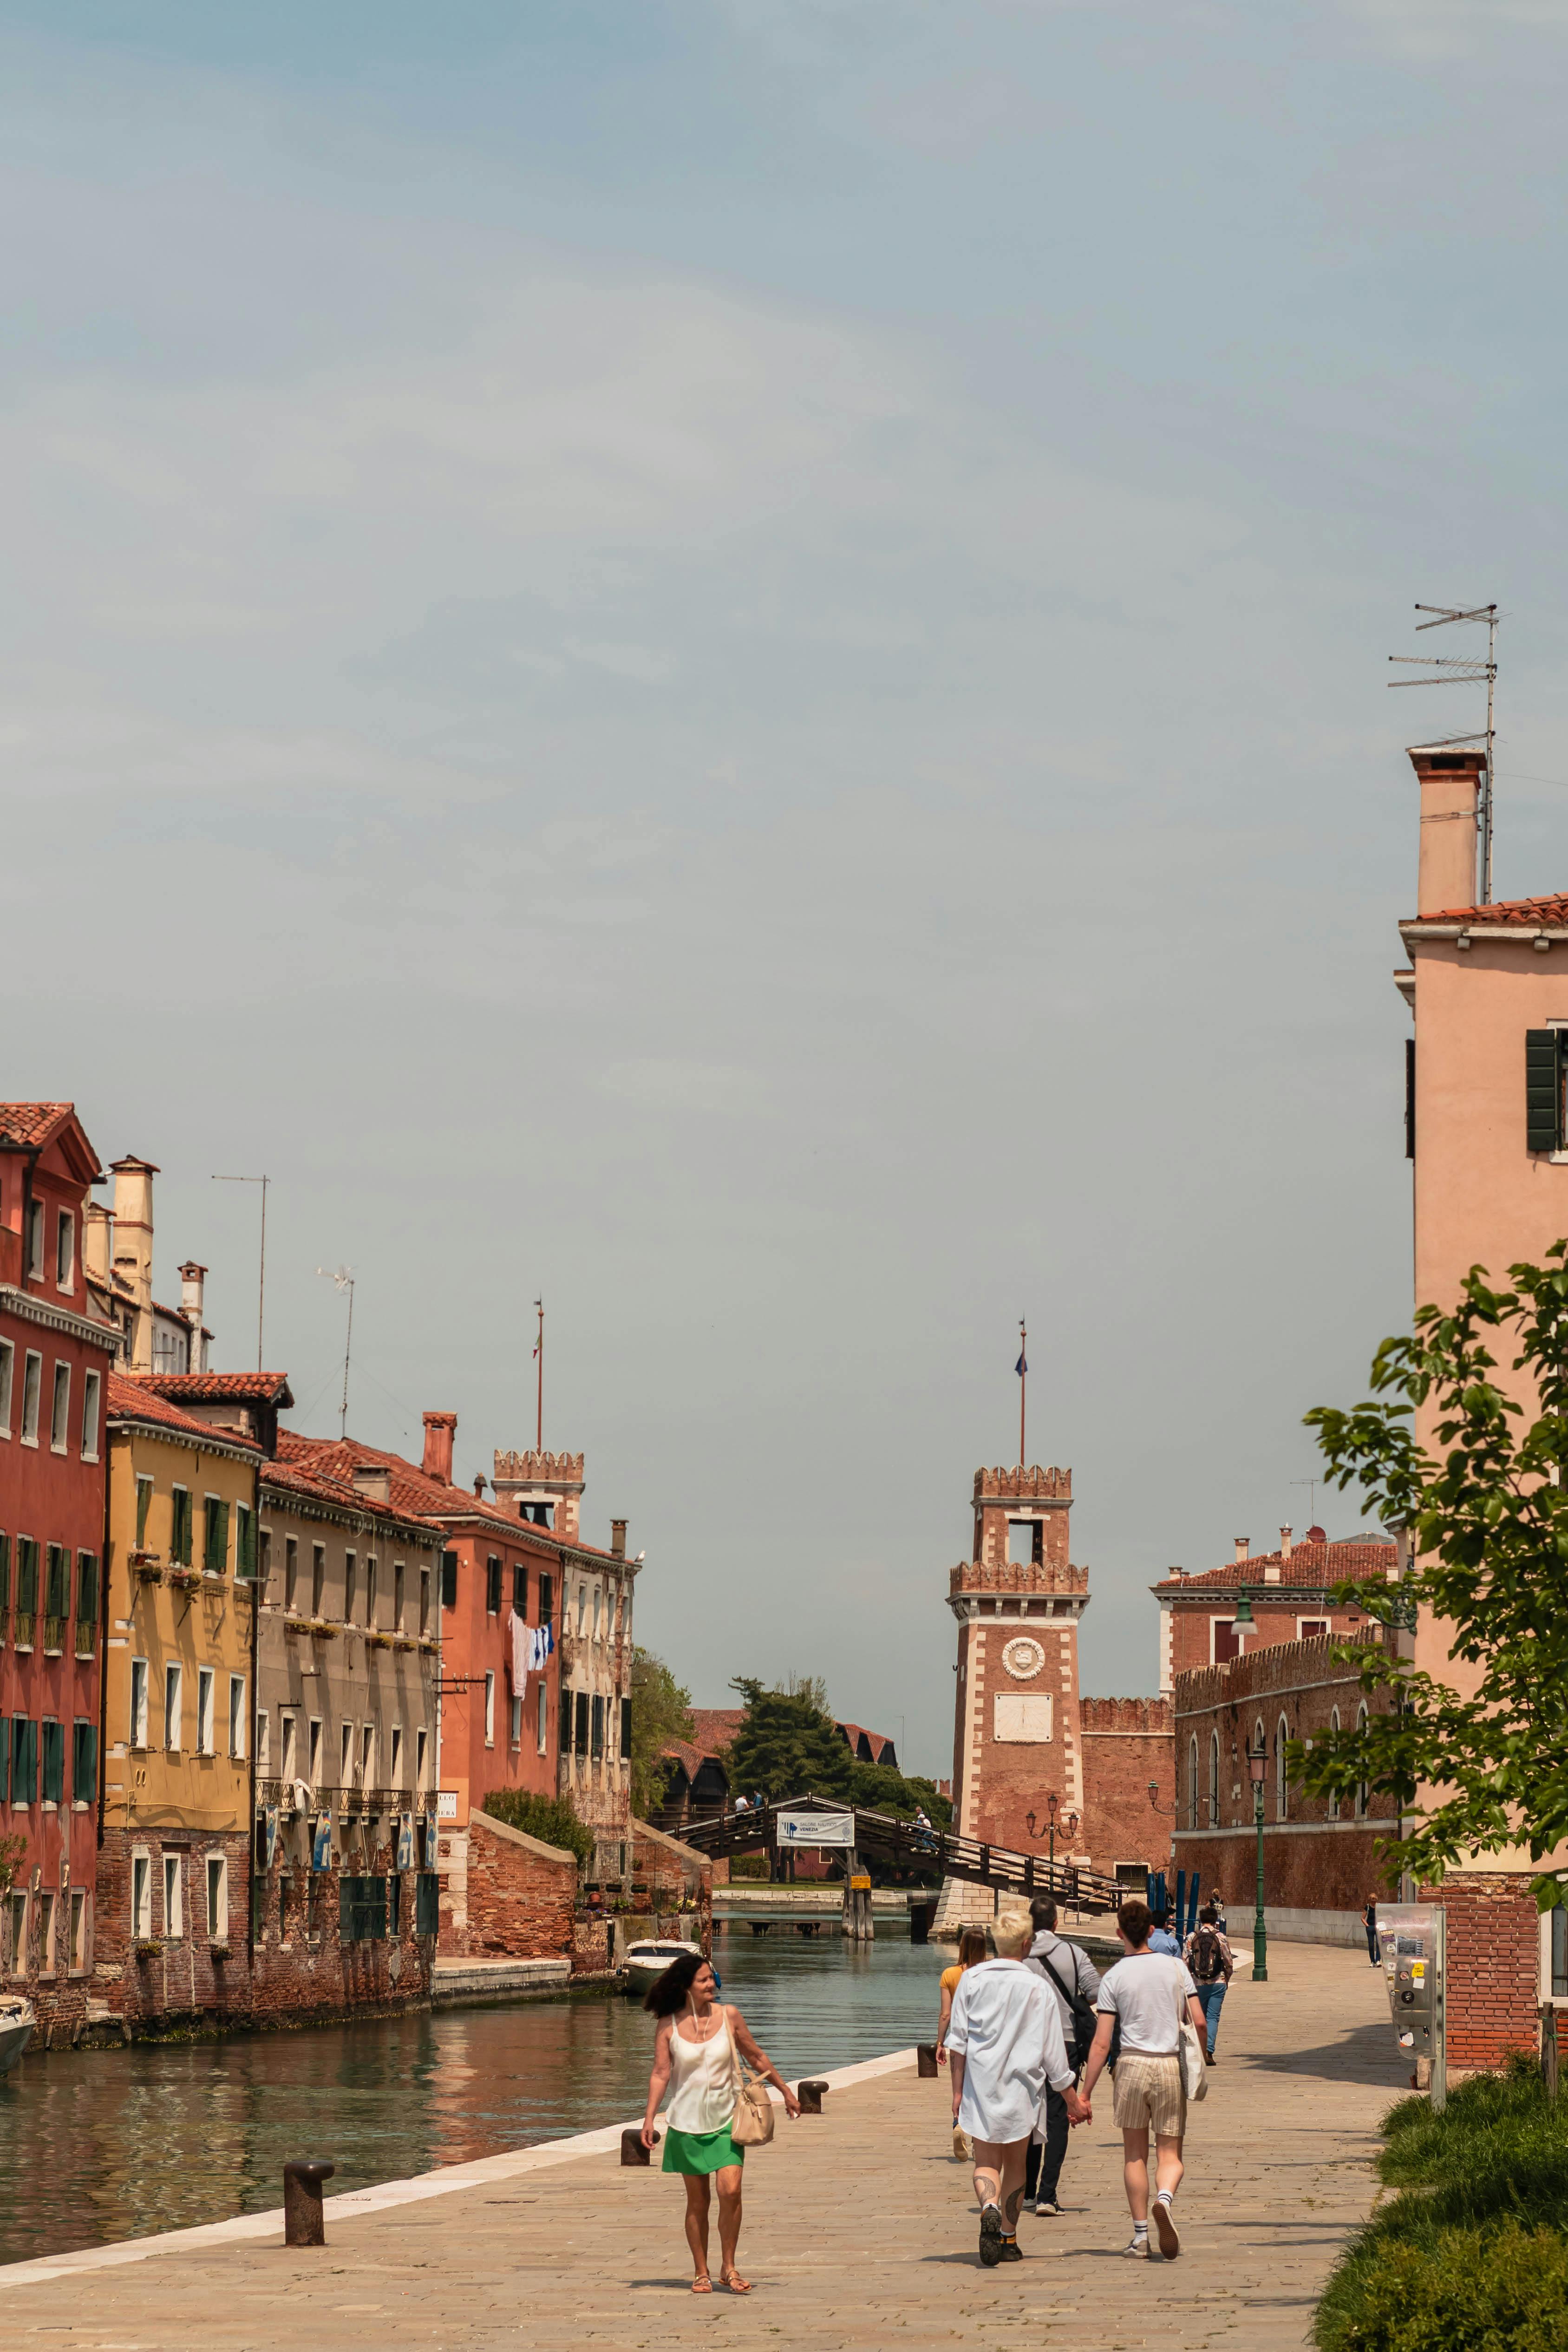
1001 1636 1046 1682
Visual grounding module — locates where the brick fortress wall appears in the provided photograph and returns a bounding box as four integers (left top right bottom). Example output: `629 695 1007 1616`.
450 1808 577 1962
1078 1696 1174 1876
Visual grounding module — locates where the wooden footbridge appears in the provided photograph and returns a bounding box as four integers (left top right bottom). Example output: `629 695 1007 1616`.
681 1795 1122 1920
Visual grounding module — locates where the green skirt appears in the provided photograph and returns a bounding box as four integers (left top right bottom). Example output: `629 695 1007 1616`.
661 2123 745 2175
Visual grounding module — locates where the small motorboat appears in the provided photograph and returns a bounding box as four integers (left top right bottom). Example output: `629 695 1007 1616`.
0 1995 36 2075
622 1938 703 1996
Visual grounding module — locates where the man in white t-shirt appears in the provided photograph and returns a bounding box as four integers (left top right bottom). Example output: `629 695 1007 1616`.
947 1910 1089 2266
1081 1896 1207 2261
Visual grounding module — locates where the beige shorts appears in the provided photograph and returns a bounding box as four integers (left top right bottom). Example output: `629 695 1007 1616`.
1111 2052 1186 2138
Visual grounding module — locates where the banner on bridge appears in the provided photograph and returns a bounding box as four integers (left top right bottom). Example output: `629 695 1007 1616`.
777 1810 855 1848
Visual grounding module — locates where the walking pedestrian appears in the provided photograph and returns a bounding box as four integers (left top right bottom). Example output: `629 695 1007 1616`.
946 1909 1089 2266
1364 1892 1380 1967
1081 1897 1207 2262
1148 1909 1181 1956
1210 1891 1228 1935
1182 1903 1234 2064
639 1951 800 2295
936 1927 988 2160
1024 1895 1100 2216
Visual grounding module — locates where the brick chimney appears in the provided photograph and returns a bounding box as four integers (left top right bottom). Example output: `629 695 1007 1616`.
1280 1524 1293 1561
610 1519 627 1560
179 1262 209 1372
111 1156 158 1372
352 1462 392 1506
422 1411 457 1485
1234 1536 1249 1565
1410 746 1485 916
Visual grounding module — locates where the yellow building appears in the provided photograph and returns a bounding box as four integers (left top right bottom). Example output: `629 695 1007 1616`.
101 1372 261 2025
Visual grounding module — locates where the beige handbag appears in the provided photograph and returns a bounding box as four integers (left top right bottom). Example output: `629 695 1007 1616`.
1176 1979 1208 2103
728 2032 776 2146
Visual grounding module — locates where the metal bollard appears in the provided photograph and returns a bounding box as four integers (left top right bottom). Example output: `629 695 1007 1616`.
917 2044 940 2078
282 2159 335 2246
621 2128 659 2166
797 2079 828 2115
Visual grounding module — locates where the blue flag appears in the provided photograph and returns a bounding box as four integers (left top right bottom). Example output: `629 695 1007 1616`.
1015 1352 1027 1376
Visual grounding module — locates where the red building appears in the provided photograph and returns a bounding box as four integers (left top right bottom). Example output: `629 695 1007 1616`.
0 1104 118 2027
1153 1527 1397 1693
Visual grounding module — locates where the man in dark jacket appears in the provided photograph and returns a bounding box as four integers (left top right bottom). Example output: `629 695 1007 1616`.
1023 1896 1101 2216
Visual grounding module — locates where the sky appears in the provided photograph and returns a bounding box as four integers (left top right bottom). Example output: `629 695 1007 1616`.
7 0 1568 1777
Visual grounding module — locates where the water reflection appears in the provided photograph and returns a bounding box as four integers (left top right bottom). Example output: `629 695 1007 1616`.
0 1929 943 2265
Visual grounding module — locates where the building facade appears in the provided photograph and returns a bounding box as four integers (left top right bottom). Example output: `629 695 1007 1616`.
1153 1529 1398 1693
0 1104 116 2038
98 1375 261 2030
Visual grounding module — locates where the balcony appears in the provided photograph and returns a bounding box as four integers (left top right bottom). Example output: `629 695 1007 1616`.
74 1621 97 1659
13 1612 35 1652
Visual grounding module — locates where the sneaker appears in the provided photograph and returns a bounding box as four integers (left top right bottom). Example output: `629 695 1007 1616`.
1122 2233 1150 2258
1151 2198 1180 2260
999 2237 1023 2261
1034 2200 1062 2217
979 2204 1006 2267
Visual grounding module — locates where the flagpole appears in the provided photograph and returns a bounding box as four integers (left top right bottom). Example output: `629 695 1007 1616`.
535 1298 544 1451
1019 1316 1027 1468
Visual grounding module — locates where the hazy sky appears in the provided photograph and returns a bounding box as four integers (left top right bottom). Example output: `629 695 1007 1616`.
8 2 1568 1775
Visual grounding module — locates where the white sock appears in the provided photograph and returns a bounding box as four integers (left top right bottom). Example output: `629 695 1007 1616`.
1156 2189 1175 2208
1132 2221 1149 2239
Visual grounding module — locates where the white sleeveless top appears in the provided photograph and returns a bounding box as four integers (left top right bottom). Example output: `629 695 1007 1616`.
666 2008 736 2134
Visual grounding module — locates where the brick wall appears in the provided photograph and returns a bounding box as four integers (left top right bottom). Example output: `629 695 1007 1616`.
1079 1696 1174 1876
449 1807 576 1961
1432 1874 1541 2075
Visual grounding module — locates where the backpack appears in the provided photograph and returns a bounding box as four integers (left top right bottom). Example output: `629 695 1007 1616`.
1036 1946 1099 2073
1191 1927 1225 1984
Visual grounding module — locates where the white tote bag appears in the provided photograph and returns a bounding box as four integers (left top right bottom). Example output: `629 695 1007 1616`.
1176 1977 1208 2102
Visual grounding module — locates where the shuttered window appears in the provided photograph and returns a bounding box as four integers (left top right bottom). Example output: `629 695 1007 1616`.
170 1488 193 1566
1527 1029 1562 1153
591 1694 605 1758
538 1573 554 1627
77 1553 98 1624
16 1539 38 1612
0 1532 9 1614
440 1552 457 1609
486 1556 502 1614
574 1690 590 1757
415 1871 440 1937
135 1476 153 1546
204 1499 229 1576
45 1545 68 1617
621 1696 632 1758
13 1717 38 1804
72 1720 97 1804
235 1505 256 1581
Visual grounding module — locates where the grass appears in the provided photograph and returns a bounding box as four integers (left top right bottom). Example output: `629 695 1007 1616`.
1315 2059 1568 2349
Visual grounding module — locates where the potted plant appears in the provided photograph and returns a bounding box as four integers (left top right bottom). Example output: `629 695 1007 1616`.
135 1939 163 1961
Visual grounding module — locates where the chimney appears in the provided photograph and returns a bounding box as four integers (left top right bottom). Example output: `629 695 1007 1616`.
422 1411 456 1485
111 1156 158 1372
473 1472 487 1498
179 1262 208 1372
1280 1524 1293 1561
610 1519 627 1561
1234 1536 1249 1565
84 1200 114 1290
1410 747 1485 917
352 1462 392 1506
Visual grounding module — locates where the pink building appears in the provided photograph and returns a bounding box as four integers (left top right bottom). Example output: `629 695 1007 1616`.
0 1104 118 2027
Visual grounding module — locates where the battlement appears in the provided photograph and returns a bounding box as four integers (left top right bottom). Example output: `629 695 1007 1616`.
491 1448 585 1543
1172 1625 1392 1718
973 1465 1071 1504
493 1449 584 1486
1079 1695 1172 1736
950 1560 1089 1597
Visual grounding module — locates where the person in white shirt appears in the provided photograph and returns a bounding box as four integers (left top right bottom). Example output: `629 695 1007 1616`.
1082 1897 1208 2262
946 1909 1089 2266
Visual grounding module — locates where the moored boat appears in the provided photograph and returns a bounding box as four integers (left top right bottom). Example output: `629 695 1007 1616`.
0 1995 36 2075
622 1938 702 1996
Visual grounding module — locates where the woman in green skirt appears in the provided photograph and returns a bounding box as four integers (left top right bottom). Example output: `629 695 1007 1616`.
639 1950 800 2293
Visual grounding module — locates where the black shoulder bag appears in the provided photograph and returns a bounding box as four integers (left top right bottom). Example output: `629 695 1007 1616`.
1038 1949 1100 2075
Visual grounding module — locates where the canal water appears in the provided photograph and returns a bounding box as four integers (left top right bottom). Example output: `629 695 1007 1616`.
0 1929 944 2266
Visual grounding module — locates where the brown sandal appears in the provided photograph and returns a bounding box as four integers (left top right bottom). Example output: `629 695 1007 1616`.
691 2274 713 2293
720 2268 752 2294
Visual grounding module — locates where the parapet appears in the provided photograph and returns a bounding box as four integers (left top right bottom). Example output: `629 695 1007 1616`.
950 1560 1089 1597
973 1465 1071 1504
1078 1695 1173 1735
494 1449 584 1486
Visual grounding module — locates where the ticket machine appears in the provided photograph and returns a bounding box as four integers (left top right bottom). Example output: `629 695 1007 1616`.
1376 1901 1446 2109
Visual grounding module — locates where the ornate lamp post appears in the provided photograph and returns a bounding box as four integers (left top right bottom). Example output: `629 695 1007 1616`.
1245 1729 1269 1983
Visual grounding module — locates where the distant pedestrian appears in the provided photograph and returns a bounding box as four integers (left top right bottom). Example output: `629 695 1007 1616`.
1183 1904 1234 2064
1081 1897 1207 2261
936 1927 988 2160
1364 1893 1379 1967
1209 1892 1228 1935
1024 1895 1100 2215
640 1952 800 2295
733 1793 750 1814
947 1910 1088 2266
1148 1910 1180 1956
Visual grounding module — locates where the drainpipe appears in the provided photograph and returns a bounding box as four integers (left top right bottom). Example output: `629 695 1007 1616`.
248 1453 260 1986
97 1417 112 1849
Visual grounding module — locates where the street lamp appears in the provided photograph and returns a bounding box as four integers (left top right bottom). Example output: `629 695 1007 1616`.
1245 1731 1269 1983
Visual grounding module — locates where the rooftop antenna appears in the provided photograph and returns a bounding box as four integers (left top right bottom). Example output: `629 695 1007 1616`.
315 1264 355 1437
211 1173 268 1371
1291 1475 1322 1528
533 1297 543 1450
1388 602 1498 903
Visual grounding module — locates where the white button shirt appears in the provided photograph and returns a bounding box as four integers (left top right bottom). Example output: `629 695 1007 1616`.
945 1957 1074 2143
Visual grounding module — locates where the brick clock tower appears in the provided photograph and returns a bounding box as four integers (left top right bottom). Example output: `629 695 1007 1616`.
942 1465 1090 1921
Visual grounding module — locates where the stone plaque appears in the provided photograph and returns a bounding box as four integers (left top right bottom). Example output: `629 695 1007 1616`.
993 1694 1053 1743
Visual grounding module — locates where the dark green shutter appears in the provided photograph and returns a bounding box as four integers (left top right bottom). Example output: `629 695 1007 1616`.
416 1871 439 1936
621 1696 632 1757
73 1719 97 1804
136 1477 152 1545
0 1532 8 1614
17 1540 37 1613
77 1553 98 1624
440 1552 458 1608
205 1500 229 1575
45 1545 67 1617
1405 1038 1415 1160
41 1719 64 1803
340 1875 357 1941
1527 1030 1561 1152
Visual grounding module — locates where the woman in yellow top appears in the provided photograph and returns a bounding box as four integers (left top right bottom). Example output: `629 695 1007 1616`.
936 1929 988 2158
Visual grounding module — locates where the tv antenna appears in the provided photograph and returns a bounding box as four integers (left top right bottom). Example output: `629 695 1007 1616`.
212 1172 268 1371
314 1264 355 1437
1388 602 1498 903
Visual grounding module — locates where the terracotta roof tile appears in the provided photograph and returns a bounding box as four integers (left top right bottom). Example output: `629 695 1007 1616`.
275 1433 624 1559
1155 1537 1396 1594
1423 891 1568 926
106 1372 262 1450
142 1372 294 1407
0 1102 75 1150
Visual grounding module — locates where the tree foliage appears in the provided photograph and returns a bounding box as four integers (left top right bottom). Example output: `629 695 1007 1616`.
1296 1247 1568 1908
628 1646 695 1817
723 1677 953 1825
479 1785 595 1871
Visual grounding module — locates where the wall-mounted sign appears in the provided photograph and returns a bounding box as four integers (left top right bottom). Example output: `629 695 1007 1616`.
437 1789 458 1821
993 1694 1053 1743
777 1811 855 1848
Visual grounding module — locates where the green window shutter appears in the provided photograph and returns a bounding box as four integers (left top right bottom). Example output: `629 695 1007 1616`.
17 1540 38 1614
77 1553 98 1624
205 1500 229 1575
236 1506 256 1580
17 1718 38 1805
136 1476 153 1546
621 1696 632 1758
73 1720 97 1804
0 1531 8 1614
42 1720 64 1804
45 1545 68 1617
416 1871 439 1937
370 1875 387 1941
0 1717 7 1802
440 1552 458 1608
339 1875 357 1942
1527 1030 1560 1152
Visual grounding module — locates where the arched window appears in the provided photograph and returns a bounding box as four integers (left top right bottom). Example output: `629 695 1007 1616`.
1327 1707 1340 1820
1208 1731 1220 1829
1188 1736 1200 1830
1355 1704 1369 1817
1275 1713 1289 1822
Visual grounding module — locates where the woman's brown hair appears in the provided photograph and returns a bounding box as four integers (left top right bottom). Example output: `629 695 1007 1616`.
958 1928 987 1968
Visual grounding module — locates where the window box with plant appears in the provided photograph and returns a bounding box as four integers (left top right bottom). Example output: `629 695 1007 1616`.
166 1566 199 1594
132 1554 163 1583
134 1939 163 1961
310 1621 339 1641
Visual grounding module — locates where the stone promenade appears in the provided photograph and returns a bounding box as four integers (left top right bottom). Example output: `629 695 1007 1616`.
8 1940 1403 2350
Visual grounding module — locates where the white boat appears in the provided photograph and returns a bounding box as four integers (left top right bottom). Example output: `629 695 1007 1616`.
623 1938 703 1996
0 1995 35 2075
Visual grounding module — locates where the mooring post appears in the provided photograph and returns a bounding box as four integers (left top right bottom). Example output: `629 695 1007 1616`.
797 2079 828 2114
621 2127 659 2165
282 2159 334 2247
